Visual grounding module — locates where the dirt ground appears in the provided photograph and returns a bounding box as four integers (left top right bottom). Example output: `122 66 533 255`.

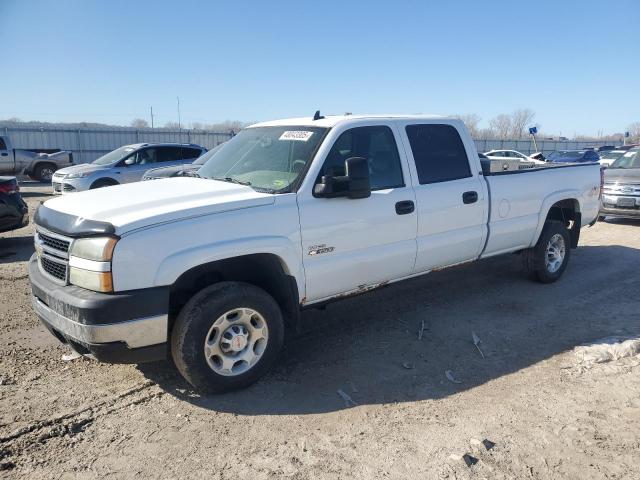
1 183 639 480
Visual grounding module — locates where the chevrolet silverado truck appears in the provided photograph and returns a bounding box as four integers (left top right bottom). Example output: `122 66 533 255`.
0 135 74 182
28 114 602 392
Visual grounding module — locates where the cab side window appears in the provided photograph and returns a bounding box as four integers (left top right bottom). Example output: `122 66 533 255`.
136 148 158 165
405 124 472 184
317 126 404 191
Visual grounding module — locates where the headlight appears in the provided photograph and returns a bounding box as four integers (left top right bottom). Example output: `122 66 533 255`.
69 236 117 292
71 237 117 261
65 172 89 179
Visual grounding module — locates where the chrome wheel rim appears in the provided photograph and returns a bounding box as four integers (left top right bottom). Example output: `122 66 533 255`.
545 233 566 273
204 308 269 377
40 167 54 181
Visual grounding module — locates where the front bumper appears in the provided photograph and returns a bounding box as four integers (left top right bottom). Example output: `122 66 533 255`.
51 176 92 194
600 194 640 218
28 254 169 363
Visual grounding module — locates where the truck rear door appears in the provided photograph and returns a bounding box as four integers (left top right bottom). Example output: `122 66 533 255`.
0 137 14 174
398 121 488 273
297 123 418 303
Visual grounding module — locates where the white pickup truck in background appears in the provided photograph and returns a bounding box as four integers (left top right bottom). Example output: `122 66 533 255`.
28 114 602 392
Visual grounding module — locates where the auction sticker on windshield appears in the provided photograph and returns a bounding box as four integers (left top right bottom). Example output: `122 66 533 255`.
279 131 314 142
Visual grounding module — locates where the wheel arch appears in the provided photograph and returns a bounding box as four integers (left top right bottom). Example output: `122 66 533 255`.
90 177 120 189
532 193 582 249
167 253 301 336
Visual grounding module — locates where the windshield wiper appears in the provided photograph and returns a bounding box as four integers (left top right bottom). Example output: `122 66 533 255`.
211 176 252 186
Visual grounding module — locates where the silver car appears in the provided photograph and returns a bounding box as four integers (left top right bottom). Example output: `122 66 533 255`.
51 143 206 194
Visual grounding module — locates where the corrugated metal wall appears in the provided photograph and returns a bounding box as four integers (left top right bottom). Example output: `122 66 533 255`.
2 126 234 164
2 126 619 164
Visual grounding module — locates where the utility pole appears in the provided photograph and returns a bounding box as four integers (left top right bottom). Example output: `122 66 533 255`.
177 96 181 130
150 106 154 128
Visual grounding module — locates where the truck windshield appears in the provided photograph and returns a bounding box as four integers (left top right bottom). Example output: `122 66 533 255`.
610 150 640 169
92 146 136 165
197 126 328 192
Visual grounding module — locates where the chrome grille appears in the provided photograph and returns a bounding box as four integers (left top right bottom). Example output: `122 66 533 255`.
40 255 68 281
38 231 70 253
35 228 72 284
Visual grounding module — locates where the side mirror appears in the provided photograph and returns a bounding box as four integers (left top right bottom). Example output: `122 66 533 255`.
344 157 371 199
124 158 135 166
313 157 371 199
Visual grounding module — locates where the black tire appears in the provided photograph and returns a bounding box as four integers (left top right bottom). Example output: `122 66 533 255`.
33 163 56 182
171 281 284 393
90 178 118 189
523 220 571 284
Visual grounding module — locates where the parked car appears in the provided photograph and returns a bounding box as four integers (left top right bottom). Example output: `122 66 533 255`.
598 149 626 168
530 152 546 162
596 145 617 152
547 150 600 163
0 177 28 233
484 149 545 165
142 144 223 180
29 114 601 393
617 144 639 151
51 143 207 193
0 136 74 182
599 147 640 220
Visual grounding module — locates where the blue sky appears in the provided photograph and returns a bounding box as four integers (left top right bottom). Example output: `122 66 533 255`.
1 0 638 136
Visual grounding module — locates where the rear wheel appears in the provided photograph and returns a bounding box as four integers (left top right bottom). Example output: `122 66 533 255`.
171 281 284 393
523 220 571 283
33 163 56 182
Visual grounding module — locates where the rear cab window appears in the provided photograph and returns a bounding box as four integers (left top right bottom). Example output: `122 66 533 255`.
405 124 472 184
0 138 6 150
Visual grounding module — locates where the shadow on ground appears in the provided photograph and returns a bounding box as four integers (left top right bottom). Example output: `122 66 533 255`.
0 236 34 264
139 243 640 415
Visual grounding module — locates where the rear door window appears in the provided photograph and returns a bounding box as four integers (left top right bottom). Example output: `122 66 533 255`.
156 147 183 163
0 138 6 150
405 124 472 184
181 147 203 160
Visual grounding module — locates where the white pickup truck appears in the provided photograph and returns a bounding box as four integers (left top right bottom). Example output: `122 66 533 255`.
28 114 602 392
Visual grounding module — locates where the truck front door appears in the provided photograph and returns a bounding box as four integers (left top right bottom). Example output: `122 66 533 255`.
297 124 418 303
0 137 14 174
399 122 488 273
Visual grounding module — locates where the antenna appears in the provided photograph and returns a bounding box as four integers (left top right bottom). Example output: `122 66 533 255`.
313 110 324 121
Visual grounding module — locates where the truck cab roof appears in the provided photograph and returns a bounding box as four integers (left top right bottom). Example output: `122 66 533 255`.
250 114 452 129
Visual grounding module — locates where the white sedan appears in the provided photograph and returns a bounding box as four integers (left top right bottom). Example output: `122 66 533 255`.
484 149 546 165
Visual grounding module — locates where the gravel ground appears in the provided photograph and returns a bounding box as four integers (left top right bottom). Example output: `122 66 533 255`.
1 183 639 479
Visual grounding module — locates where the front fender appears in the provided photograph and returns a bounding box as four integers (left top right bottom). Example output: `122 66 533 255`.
529 189 581 247
152 236 305 298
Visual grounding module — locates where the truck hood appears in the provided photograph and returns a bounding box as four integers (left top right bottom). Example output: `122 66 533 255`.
55 163 110 176
40 177 275 235
604 168 640 184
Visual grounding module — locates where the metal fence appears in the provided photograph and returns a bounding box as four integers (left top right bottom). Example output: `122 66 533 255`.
2 126 234 164
473 138 617 156
2 125 620 164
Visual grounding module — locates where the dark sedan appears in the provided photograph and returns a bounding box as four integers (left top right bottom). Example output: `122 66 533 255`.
142 144 224 180
547 150 600 163
0 177 28 233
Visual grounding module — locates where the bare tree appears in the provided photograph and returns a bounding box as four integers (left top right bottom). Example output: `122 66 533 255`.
455 114 481 138
627 122 640 143
510 109 535 138
130 118 149 128
164 121 181 129
489 114 512 139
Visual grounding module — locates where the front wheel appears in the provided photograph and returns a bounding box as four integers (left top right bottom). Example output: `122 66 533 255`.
171 281 284 393
523 220 571 284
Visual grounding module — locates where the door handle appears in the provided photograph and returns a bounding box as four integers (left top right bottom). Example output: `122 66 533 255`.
395 200 415 215
462 191 478 204
0 153 7 157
